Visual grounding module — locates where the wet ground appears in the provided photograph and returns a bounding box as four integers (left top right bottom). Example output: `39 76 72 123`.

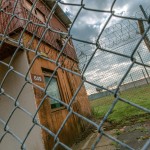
72 130 116 150
72 121 150 150
117 121 150 150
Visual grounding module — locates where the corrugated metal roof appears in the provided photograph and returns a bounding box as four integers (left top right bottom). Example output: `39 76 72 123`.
43 0 71 28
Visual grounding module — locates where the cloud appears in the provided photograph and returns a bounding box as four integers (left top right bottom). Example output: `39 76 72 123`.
58 0 150 94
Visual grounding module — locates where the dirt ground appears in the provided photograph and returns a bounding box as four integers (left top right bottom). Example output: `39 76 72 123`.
72 121 150 150
117 121 150 150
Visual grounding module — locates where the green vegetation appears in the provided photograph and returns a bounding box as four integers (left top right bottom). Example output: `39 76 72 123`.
90 84 150 126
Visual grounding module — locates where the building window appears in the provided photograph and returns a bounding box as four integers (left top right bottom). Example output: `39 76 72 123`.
23 0 33 11
43 69 63 109
23 0 46 23
35 8 46 23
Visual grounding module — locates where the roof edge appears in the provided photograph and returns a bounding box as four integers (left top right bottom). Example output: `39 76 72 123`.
43 0 71 28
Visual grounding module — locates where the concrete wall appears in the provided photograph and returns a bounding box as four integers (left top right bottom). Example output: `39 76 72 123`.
89 78 150 100
0 51 44 150
119 78 150 91
88 90 114 100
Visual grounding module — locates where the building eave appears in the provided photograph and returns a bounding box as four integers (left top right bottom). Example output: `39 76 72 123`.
43 0 71 28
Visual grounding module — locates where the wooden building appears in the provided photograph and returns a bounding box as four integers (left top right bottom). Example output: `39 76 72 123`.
0 0 91 149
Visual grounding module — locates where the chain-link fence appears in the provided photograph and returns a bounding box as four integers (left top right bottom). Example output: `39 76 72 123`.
76 14 150 95
89 68 150 100
0 0 150 150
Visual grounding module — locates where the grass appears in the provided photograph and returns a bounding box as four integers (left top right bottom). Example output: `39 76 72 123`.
90 84 150 126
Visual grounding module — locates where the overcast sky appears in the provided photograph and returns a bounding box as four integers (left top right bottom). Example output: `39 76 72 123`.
59 0 150 94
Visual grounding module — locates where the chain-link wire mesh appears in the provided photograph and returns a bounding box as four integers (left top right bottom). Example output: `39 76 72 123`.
0 0 150 150
76 15 150 95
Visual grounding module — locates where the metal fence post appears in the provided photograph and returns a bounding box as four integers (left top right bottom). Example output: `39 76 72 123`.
137 51 150 84
141 69 149 84
130 74 136 88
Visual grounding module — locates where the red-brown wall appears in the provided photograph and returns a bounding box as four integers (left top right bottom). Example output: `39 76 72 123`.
0 0 77 60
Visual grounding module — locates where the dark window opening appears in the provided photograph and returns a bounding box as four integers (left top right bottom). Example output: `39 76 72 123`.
56 39 63 48
23 0 33 11
35 8 46 23
23 0 46 23
42 69 63 109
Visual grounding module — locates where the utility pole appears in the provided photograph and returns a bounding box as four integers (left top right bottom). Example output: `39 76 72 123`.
137 52 149 84
137 5 150 84
138 5 150 52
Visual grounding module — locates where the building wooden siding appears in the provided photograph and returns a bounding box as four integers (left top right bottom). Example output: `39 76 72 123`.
0 0 77 61
0 0 91 149
23 32 91 149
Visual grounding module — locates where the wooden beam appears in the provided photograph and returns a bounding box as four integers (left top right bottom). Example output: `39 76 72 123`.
0 34 20 48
